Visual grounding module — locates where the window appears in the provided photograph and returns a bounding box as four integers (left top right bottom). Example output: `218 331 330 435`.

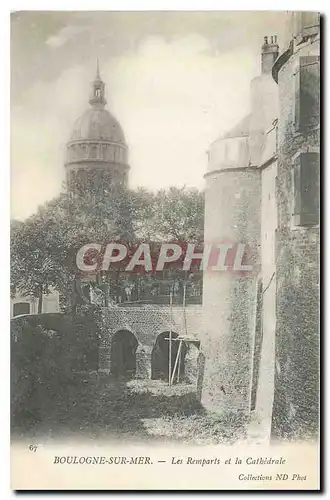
108 146 114 162
293 152 320 226
90 145 98 158
101 145 108 160
13 302 30 317
294 56 320 132
81 145 88 157
122 149 127 164
294 12 319 44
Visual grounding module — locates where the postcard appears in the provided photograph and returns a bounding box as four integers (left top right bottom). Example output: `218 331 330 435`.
10 10 320 490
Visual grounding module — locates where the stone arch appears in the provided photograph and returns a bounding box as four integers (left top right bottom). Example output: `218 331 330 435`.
151 331 187 382
110 329 138 379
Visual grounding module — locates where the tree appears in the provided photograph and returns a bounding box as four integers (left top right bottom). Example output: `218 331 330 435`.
150 187 204 242
11 203 70 313
11 185 205 311
10 185 154 309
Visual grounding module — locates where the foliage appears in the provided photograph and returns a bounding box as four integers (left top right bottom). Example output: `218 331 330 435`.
11 185 204 308
148 187 204 242
11 313 101 427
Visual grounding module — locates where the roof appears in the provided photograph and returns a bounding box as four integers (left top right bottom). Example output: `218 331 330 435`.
70 107 126 144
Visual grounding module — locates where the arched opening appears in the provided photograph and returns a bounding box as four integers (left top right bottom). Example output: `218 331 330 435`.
90 145 98 159
151 331 187 382
13 302 30 317
110 330 138 379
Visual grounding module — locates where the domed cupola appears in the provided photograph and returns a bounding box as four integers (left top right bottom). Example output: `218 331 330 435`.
65 60 130 194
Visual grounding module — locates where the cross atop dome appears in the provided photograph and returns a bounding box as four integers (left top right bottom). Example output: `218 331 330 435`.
89 58 107 108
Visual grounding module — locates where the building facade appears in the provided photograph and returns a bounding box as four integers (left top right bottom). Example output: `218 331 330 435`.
98 304 203 389
270 12 320 440
202 35 279 414
10 291 60 318
202 12 320 441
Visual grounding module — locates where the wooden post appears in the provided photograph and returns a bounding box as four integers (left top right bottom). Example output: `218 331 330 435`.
183 283 186 308
177 340 182 383
183 283 187 335
37 285 43 314
178 283 187 383
168 292 173 386
171 340 183 385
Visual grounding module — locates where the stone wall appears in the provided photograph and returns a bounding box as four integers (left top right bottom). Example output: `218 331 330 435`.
202 166 261 413
271 33 320 440
98 305 203 383
253 156 278 437
202 37 282 415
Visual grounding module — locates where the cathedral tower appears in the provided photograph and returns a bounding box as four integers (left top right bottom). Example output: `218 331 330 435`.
65 61 130 195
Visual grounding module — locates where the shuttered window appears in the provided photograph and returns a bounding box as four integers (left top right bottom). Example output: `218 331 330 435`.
293 152 320 226
294 12 320 43
294 56 320 132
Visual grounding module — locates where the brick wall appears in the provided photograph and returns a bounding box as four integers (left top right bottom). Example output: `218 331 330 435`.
98 305 203 375
99 305 203 347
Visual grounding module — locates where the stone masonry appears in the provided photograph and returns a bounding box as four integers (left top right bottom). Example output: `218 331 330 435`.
98 305 204 393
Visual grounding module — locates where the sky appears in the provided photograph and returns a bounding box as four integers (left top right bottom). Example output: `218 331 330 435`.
11 11 287 220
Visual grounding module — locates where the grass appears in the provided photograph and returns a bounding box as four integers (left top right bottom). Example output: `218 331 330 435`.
12 373 247 445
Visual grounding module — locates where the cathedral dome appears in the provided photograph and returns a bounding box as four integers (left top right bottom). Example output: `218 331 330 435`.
70 107 126 144
65 61 130 193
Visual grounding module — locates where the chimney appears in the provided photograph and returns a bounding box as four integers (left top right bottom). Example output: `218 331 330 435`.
261 35 279 74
